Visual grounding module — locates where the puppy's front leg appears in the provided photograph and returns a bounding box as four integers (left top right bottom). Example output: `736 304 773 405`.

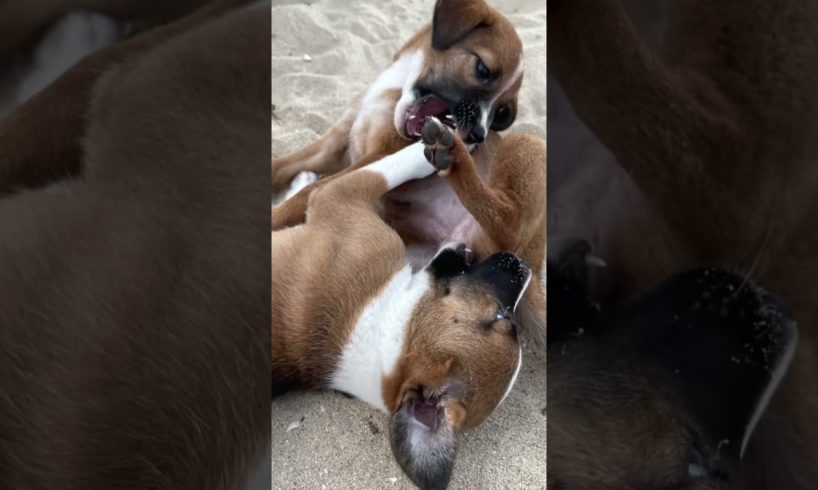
272 107 357 192
422 117 547 346
422 118 545 253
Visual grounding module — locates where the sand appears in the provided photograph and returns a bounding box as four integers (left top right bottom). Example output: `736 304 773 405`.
272 0 547 488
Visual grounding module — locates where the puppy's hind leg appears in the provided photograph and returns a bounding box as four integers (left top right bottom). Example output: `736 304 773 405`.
272 145 394 231
305 140 435 227
272 107 357 192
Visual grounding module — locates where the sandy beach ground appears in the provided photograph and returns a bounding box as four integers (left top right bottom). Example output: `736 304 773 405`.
272 0 547 488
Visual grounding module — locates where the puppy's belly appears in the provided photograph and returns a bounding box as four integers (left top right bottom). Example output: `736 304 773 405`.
385 178 479 270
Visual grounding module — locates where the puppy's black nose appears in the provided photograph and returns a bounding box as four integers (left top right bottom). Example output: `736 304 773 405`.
469 126 486 143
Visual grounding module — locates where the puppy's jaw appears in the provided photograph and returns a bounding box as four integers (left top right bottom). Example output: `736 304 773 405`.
397 52 525 144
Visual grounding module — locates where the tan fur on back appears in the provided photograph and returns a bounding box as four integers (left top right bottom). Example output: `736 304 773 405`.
0 4 270 487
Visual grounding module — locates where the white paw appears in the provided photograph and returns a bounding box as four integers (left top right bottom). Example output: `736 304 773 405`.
284 171 319 200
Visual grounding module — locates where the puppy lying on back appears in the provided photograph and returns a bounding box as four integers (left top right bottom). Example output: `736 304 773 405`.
273 118 532 490
272 0 547 347
547 241 797 490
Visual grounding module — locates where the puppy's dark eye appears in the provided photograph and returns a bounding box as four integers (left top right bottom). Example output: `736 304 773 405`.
475 58 491 81
444 286 451 296
490 103 515 131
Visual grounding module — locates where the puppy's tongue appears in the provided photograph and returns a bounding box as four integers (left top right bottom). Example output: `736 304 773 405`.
405 95 449 137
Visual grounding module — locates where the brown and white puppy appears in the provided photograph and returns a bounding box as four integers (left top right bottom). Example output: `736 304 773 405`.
272 0 547 345
549 0 818 488
0 2 270 489
272 118 532 489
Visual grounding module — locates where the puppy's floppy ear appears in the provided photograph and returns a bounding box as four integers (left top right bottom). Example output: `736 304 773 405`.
389 391 459 490
470 252 531 312
432 0 493 50
427 243 473 279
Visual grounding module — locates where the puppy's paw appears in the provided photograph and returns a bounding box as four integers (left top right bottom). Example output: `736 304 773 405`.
421 116 456 176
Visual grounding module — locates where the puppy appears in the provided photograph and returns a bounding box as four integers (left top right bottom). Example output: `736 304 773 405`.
0 3 270 488
272 117 532 490
550 1 818 488
547 241 798 489
272 0 547 345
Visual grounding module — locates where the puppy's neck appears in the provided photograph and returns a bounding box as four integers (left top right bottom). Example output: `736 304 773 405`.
329 264 430 412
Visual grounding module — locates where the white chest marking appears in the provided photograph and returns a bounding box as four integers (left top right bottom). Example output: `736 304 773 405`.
329 267 431 412
350 51 424 157
364 51 422 108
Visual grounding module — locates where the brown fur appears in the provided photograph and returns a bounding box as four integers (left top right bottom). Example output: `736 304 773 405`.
272 171 406 390
382 287 519 427
0 2 270 488
550 0 818 488
548 354 728 490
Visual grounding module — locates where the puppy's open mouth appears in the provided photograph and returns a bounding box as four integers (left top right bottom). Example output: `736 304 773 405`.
405 94 456 138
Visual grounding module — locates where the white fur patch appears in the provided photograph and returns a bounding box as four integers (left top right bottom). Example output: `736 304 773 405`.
481 54 525 133
348 51 422 160
740 321 798 457
330 267 432 412
16 12 121 104
499 344 523 406
513 267 533 312
360 141 434 190
284 171 319 200
392 50 425 135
